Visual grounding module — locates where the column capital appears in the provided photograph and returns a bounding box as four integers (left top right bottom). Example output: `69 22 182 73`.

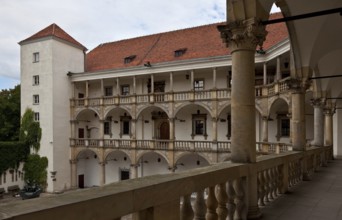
218 17 267 52
310 98 326 108
287 78 310 93
323 108 335 116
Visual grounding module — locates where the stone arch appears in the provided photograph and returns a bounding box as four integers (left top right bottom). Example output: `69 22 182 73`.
105 150 132 183
136 151 170 166
174 152 210 172
136 151 170 177
136 104 170 119
104 106 132 119
268 97 290 116
75 108 101 120
104 150 132 163
75 148 100 161
174 102 213 118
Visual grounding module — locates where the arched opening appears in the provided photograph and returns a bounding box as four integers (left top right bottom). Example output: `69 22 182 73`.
76 150 100 188
174 153 210 172
105 151 132 183
76 109 100 139
137 152 169 177
105 108 132 139
269 98 290 143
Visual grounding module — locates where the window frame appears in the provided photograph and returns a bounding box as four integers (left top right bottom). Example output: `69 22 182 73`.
104 86 113 97
33 52 39 63
191 113 208 140
33 75 39 86
121 85 130 96
33 94 39 105
34 112 40 122
194 79 205 91
276 113 290 140
120 115 131 137
104 121 111 135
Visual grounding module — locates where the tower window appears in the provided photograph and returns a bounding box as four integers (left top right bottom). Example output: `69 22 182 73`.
34 112 40 122
33 52 39 63
33 75 39 85
33 95 39 104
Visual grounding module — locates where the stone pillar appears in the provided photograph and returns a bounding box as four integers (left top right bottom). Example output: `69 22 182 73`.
212 68 217 89
289 79 306 151
262 116 268 142
170 72 174 91
212 118 218 142
169 118 175 140
263 62 267 85
324 108 334 146
72 82 76 99
70 159 77 189
70 120 76 139
133 76 136 94
311 98 325 146
276 56 281 81
99 120 104 139
130 165 138 179
99 162 106 186
131 119 137 139
190 70 194 90
151 74 154 93
85 81 89 98
116 78 120 95
219 17 267 219
100 79 104 96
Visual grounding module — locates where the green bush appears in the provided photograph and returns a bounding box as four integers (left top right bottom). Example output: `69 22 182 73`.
0 141 29 174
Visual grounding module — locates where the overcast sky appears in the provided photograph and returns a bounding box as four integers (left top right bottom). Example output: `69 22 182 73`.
0 0 279 90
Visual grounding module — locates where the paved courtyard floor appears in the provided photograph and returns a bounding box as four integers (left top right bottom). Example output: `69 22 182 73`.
260 159 342 220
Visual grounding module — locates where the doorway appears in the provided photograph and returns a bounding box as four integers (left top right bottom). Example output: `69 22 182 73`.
78 174 84 188
159 121 170 139
120 169 130 180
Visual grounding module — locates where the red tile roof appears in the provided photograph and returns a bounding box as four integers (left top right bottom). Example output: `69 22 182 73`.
20 23 87 50
86 13 288 72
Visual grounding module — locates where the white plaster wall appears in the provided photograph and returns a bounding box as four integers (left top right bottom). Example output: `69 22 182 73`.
0 163 25 192
175 154 210 172
136 111 153 139
77 158 100 187
137 153 169 177
105 152 131 184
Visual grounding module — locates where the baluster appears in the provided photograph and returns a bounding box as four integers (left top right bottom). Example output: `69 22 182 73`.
277 165 283 194
206 186 218 220
268 169 274 201
227 180 236 220
272 167 278 198
181 194 194 220
194 190 206 220
216 183 228 220
263 170 270 203
257 172 265 206
233 178 246 220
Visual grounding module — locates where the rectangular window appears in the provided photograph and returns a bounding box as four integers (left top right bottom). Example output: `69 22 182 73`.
194 79 204 91
191 113 208 139
33 52 39 63
33 95 39 104
121 85 130 96
281 118 290 137
104 86 113 96
122 121 130 135
120 115 131 137
33 75 39 85
104 121 110 135
34 112 40 122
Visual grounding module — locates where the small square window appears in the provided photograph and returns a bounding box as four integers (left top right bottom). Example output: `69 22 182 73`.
33 52 39 63
174 48 187 57
194 79 204 91
34 112 40 122
33 95 39 104
121 85 130 96
124 55 136 64
33 75 39 85
191 113 207 139
104 86 113 96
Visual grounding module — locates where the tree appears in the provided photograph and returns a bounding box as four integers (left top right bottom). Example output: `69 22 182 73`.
0 85 20 141
20 108 41 153
23 154 48 188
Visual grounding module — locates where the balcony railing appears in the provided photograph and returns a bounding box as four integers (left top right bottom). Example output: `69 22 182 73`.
70 138 291 154
255 77 291 97
2 146 331 219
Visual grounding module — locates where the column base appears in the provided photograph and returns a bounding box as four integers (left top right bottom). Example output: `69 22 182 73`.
247 206 262 219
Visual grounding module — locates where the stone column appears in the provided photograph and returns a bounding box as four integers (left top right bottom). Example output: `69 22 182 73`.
116 78 120 95
289 79 306 151
130 165 138 179
99 162 106 186
263 62 267 85
170 72 174 91
262 116 268 142
219 17 267 219
311 98 325 146
70 159 78 189
275 56 281 81
133 76 136 94
190 70 194 90
212 117 218 142
151 74 154 93
212 68 217 89
131 119 137 139
85 81 89 98
169 118 175 140
324 108 334 146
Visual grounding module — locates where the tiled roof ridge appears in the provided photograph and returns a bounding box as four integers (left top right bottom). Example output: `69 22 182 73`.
94 21 226 49
93 12 282 50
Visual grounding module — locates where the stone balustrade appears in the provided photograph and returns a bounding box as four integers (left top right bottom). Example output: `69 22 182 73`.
0 146 331 220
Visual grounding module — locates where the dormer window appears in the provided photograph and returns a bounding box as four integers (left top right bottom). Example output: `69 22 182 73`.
124 55 136 64
174 48 187 57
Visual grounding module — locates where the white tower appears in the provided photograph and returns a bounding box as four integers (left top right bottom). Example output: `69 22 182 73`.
19 24 87 192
